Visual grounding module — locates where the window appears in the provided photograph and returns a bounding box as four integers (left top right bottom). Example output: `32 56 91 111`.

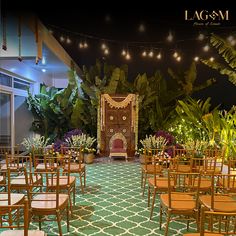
0 73 12 87
14 78 30 91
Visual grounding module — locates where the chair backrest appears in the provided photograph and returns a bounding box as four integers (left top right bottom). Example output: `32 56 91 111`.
5 154 32 172
24 166 61 209
0 198 30 235
199 206 236 235
109 133 127 150
167 171 201 209
217 173 236 194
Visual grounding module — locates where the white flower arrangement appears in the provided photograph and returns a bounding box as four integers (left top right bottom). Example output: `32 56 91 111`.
140 135 168 149
66 133 96 152
21 135 50 152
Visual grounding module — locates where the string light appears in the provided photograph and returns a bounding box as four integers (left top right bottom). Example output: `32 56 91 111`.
104 48 109 55
60 36 65 42
50 25 224 63
66 37 71 44
148 50 154 57
156 53 162 60
198 33 205 41
84 41 88 48
176 56 181 62
203 44 210 52
125 51 131 60
167 31 174 42
173 51 178 58
121 49 126 56
142 50 147 57
101 43 107 49
209 57 215 62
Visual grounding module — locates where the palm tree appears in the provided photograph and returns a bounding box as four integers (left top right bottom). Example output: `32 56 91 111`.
201 34 236 86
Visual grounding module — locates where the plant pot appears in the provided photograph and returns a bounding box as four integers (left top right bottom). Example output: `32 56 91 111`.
139 154 145 164
84 153 94 164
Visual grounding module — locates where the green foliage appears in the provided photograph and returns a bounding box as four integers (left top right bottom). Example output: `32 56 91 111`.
26 70 83 140
201 34 236 86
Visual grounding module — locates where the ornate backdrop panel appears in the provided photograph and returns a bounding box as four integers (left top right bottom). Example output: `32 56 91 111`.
97 94 138 157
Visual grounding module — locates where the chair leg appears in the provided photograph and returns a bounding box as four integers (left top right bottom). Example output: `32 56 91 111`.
141 170 144 188
147 185 151 207
56 210 62 236
150 188 157 219
164 212 171 236
84 171 86 187
79 173 84 193
67 206 70 232
142 173 147 196
73 183 76 206
159 204 162 230
39 215 41 230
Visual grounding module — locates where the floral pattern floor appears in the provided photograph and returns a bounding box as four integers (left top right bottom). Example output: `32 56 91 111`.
31 159 198 235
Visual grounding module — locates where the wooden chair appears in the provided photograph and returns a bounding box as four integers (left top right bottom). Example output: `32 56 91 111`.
159 171 201 236
62 148 86 193
47 154 76 213
25 167 70 236
109 133 128 160
141 147 168 196
183 206 236 236
172 148 194 173
0 145 19 159
0 198 46 236
199 173 236 213
145 148 171 219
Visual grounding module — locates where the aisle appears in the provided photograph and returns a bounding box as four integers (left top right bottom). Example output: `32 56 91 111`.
40 161 197 235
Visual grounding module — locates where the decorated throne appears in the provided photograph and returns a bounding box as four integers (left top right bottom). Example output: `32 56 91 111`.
97 94 139 159
109 132 127 160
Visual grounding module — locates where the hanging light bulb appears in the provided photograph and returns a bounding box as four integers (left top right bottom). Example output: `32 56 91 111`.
79 42 84 48
142 50 147 57
101 43 107 50
156 53 162 60
176 56 181 62
149 50 154 57
203 44 210 52
60 36 65 42
173 51 178 58
104 48 109 55
66 37 71 44
194 56 199 62
230 39 236 46
121 49 126 56
209 57 215 62
167 31 173 42
227 35 234 42
198 33 205 41
125 52 131 60
84 41 88 48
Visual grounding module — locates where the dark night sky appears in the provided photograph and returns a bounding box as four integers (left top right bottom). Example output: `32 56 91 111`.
5 0 236 109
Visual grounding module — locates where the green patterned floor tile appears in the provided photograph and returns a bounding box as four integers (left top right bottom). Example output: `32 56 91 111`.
19 160 198 235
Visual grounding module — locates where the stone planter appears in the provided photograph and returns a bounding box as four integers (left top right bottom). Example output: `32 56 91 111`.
84 153 95 164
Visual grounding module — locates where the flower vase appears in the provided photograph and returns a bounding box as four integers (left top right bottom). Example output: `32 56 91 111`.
84 153 94 164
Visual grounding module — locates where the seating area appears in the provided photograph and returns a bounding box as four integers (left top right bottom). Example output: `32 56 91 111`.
1 145 236 236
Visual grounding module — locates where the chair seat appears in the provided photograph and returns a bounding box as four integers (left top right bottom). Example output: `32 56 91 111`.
160 193 196 211
185 177 212 191
47 176 76 187
31 193 68 210
148 177 173 190
35 163 58 171
0 164 24 171
110 148 126 153
0 230 46 236
173 164 192 173
11 175 42 186
0 175 4 183
64 163 85 172
141 164 162 174
199 195 236 212
0 193 25 206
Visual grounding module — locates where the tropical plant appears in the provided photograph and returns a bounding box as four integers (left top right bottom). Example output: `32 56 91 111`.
26 70 82 140
21 135 50 152
201 34 236 86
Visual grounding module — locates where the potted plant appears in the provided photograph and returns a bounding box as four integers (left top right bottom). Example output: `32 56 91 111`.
65 133 96 164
